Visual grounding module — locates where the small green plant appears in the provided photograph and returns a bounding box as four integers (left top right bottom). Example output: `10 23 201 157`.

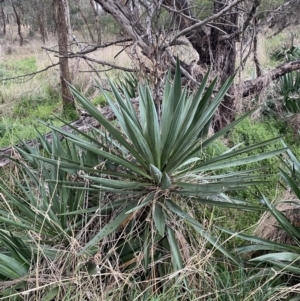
270 45 300 62
0 122 8 138
92 94 108 106
278 72 300 113
115 72 139 98
226 117 284 201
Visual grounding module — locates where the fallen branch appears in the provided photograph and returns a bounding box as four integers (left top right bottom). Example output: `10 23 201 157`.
239 59 300 97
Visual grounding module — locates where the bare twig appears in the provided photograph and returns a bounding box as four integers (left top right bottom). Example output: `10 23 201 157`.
79 68 113 73
161 4 198 23
167 0 245 46
41 38 133 56
0 63 60 82
71 35 102 80
65 54 137 73
220 0 262 41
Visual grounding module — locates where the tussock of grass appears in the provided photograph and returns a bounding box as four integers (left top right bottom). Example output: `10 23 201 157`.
0 193 281 301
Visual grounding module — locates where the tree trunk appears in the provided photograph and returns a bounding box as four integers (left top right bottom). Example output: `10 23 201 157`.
209 0 238 129
90 0 102 43
0 4 6 36
11 0 23 46
53 0 75 111
35 0 48 44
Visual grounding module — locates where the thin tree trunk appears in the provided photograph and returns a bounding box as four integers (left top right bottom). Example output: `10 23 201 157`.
53 0 75 111
11 0 23 46
90 0 101 44
253 18 262 77
77 1 95 43
0 5 6 36
35 0 48 44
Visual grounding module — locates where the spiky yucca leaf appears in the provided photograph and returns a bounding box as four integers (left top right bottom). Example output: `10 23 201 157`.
233 147 300 274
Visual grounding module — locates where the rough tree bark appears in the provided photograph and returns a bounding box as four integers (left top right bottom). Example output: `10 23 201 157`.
164 0 262 128
53 0 75 111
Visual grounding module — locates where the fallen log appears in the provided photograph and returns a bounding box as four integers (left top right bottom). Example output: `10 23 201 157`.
240 59 300 97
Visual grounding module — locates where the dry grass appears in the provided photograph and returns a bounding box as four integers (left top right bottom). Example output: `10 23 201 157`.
254 202 300 244
0 227 261 300
0 31 133 115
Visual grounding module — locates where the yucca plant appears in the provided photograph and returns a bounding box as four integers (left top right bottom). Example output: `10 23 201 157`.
0 128 99 240
271 45 300 62
225 143 300 278
115 72 139 98
0 130 98 297
0 231 31 281
278 72 300 114
0 60 287 291
32 61 286 269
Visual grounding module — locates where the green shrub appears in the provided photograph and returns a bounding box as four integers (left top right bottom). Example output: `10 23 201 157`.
92 94 108 106
226 117 285 201
228 117 280 147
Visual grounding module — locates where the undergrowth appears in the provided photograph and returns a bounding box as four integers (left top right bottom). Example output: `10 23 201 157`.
1 30 300 300
201 116 300 246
